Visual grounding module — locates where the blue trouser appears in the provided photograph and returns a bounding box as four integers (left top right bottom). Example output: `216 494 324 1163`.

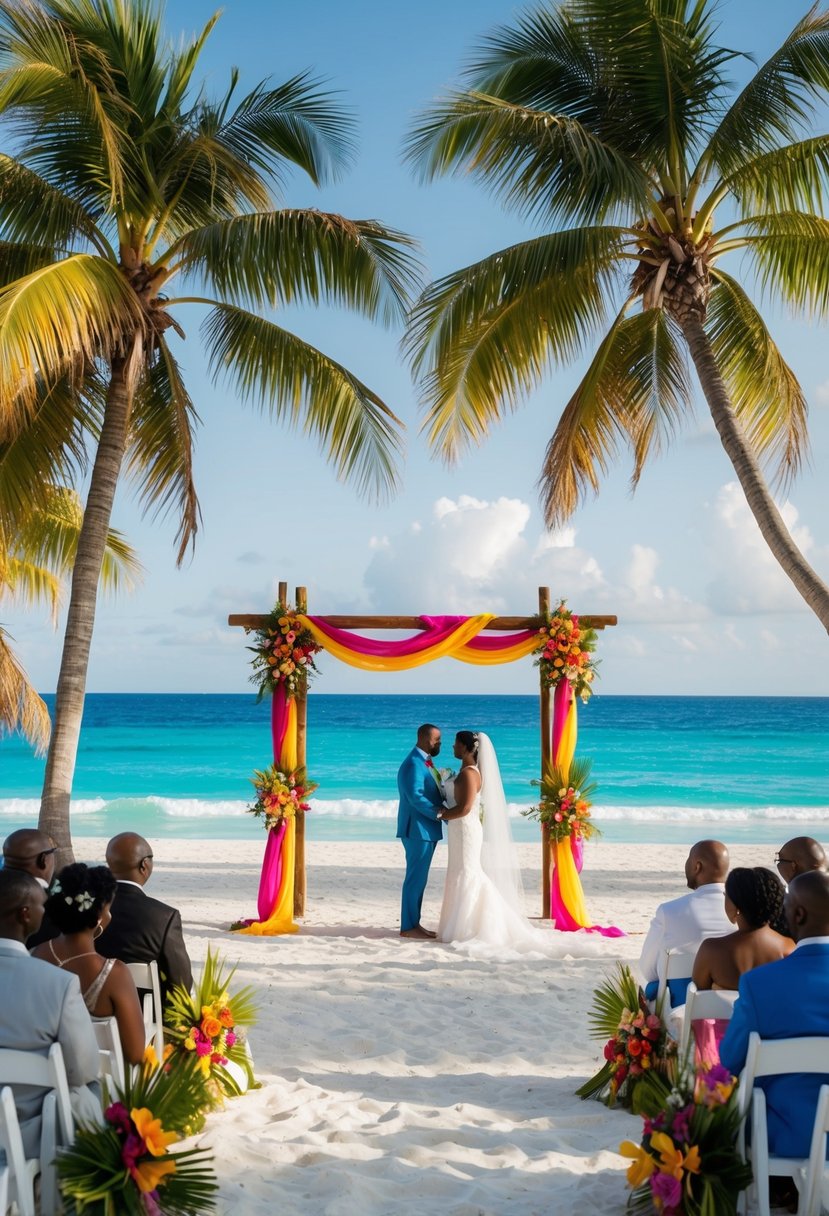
400 838 437 930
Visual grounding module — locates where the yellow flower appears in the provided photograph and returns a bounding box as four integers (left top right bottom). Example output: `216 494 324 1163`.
130 1108 178 1157
199 1054 212 1077
650 1132 686 1180
133 1157 177 1193
619 1140 656 1187
683 1144 701 1174
183 1037 196 1051
143 1045 160 1070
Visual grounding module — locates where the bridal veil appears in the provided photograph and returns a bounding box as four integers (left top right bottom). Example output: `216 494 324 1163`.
477 731 525 917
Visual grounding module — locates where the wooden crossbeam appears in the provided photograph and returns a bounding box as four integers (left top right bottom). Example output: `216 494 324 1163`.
228 613 618 631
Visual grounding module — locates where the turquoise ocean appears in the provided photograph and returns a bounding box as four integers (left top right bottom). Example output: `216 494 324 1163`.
0 694 827 846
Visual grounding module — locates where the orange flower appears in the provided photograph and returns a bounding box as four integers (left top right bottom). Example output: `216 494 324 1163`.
134 1158 177 1193
619 1140 655 1187
201 1015 222 1039
130 1108 178 1157
218 1008 235 1028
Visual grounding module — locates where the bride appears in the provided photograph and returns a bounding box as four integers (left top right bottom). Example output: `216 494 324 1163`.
436 730 612 960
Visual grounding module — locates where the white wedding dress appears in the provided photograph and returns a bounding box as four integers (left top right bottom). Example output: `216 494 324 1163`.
436 734 617 961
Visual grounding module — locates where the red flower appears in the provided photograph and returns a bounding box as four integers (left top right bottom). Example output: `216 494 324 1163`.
627 1038 643 1057
425 758 434 768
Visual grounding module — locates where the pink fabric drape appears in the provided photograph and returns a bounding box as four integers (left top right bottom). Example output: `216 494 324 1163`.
304 614 536 657
257 818 287 920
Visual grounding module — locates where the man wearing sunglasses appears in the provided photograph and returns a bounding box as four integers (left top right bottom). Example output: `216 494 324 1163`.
1 828 61 946
775 836 827 883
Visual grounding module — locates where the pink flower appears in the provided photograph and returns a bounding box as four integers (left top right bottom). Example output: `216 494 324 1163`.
225 1031 237 1047
650 1171 682 1210
195 1039 212 1057
554 812 563 822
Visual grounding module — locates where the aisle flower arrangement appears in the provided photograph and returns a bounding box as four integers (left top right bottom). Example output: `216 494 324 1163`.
248 601 321 699
58 1054 216 1214
577 965 675 1110
165 948 259 1099
533 601 598 702
620 1063 752 1215
524 757 599 843
246 763 318 831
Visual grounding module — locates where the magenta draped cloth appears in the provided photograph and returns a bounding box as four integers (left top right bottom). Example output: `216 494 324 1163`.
257 818 287 920
304 614 536 656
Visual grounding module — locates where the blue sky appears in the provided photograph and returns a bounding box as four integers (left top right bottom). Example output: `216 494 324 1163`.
6 0 829 697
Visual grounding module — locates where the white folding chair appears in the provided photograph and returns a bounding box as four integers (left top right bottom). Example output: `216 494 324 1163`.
799 1083 829 1216
125 961 164 1058
0 1043 75 1216
0 1085 36 1216
92 1017 126 1089
655 948 698 1014
676 981 739 1060
737 1032 829 1216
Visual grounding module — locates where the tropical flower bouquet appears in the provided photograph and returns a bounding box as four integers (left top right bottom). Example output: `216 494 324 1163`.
524 757 600 843
620 1063 752 1215
248 601 321 698
165 947 259 1099
58 1054 216 1215
576 964 675 1110
246 763 318 831
534 601 598 702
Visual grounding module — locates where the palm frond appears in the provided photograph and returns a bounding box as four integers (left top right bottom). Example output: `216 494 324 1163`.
702 6 829 178
202 303 404 501
706 270 808 488
539 305 692 527
739 209 829 317
0 254 144 424
586 963 644 1042
407 227 625 462
0 153 104 251
128 339 202 566
3 553 60 616
406 90 651 225
0 627 50 754
720 135 829 216
177 209 421 323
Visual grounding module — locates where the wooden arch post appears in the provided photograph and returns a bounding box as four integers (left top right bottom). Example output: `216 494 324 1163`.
230 589 616 921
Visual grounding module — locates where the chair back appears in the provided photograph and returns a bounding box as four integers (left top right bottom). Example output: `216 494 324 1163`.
125 961 164 1058
678 982 738 1058
0 1044 74 1216
656 949 698 1009
801 1083 829 1216
0 1085 35 1216
93 1017 126 1089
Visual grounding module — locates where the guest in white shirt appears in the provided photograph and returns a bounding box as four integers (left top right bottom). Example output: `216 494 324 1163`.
639 839 731 1004
0 868 100 1157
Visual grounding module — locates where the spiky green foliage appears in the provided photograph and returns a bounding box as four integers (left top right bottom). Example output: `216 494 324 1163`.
406 0 829 628
0 0 420 852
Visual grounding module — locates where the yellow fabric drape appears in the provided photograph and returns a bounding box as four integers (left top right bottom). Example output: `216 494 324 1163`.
552 837 590 926
452 636 538 665
296 614 498 671
236 818 299 936
281 697 298 770
554 695 578 781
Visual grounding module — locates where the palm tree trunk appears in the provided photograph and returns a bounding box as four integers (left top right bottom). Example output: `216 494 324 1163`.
39 352 136 864
681 316 829 632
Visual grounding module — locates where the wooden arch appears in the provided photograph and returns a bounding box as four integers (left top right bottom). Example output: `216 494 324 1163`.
230 582 617 918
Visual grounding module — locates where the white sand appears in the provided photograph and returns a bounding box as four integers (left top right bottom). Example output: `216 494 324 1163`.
83 837 776 1215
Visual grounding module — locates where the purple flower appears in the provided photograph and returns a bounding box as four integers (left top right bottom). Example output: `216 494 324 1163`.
121 1130 146 1171
650 1171 682 1209
143 1192 162 1216
701 1063 732 1089
104 1102 132 1134
671 1103 694 1144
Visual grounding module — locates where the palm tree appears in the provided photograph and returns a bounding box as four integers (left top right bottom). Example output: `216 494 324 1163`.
406 0 829 629
0 0 419 857
1 485 137 753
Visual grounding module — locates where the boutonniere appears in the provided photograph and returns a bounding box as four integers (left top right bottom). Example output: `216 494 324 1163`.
424 758 434 769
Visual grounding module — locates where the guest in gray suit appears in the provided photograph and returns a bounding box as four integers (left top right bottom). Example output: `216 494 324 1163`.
0 869 100 1156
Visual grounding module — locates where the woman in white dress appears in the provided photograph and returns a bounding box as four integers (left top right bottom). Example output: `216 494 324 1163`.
436 730 614 960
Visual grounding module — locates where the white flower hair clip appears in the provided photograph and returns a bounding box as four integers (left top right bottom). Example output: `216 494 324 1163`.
63 890 94 911
50 880 62 895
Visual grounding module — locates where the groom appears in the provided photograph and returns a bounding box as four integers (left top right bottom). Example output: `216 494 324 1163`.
397 723 444 940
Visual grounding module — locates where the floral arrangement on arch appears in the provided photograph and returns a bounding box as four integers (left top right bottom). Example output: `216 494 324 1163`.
246 764 318 832
58 1051 216 1214
533 601 598 702
165 948 258 1099
247 601 321 699
524 757 599 844
576 964 675 1110
620 1062 752 1216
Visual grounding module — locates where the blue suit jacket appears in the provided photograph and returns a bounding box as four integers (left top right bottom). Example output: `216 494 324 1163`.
396 748 444 841
719 942 829 1158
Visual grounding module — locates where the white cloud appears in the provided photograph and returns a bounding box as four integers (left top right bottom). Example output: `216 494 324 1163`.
815 379 829 406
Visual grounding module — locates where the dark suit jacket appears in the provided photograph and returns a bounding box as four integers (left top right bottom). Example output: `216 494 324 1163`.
720 942 829 1158
96 880 192 1003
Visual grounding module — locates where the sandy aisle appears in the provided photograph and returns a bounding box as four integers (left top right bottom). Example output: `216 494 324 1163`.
76 837 776 1215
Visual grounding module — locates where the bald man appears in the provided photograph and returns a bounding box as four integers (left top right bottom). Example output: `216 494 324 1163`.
0 869 100 1156
96 832 192 1001
638 839 732 1005
721 871 829 1158
2 828 60 946
775 836 827 882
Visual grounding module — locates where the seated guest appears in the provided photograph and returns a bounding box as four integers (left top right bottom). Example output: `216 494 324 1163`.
720 870 829 1159
775 836 827 882
691 867 794 1065
31 863 145 1066
97 832 192 1002
639 839 731 1005
2 828 60 946
0 868 100 1157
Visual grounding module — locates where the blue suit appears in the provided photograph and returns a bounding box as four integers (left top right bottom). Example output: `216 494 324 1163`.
397 747 444 931
719 943 829 1158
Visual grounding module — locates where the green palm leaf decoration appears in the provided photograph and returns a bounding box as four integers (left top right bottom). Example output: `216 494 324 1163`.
406 0 829 630
0 0 420 858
